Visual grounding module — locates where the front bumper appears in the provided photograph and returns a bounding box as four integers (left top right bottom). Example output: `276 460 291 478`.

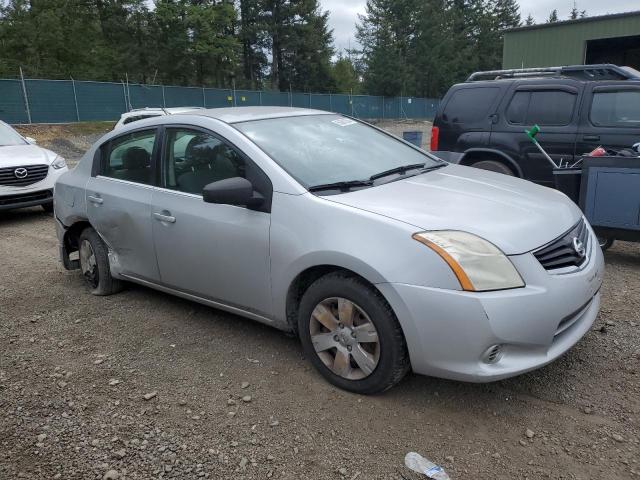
378 228 604 382
0 166 67 211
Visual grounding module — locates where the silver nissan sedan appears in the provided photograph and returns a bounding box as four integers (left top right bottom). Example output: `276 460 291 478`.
54 107 604 394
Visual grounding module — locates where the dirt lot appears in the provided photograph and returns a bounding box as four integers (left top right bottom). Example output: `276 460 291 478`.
1 123 639 479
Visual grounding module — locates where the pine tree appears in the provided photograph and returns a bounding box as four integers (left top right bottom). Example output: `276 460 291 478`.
331 54 361 94
547 9 558 23
238 0 268 89
524 14 534 26
264 0 335 92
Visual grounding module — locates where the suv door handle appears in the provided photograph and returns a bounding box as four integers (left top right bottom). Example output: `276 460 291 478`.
583 135 600 141
153 212 176 224
88 195 103 205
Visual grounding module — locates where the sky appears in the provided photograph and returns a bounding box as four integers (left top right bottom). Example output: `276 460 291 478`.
323 0 640 53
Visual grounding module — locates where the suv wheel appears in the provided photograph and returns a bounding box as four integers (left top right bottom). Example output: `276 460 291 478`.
471 160 515 176
298 272 410 394
597 236 614 251
78 227 123 296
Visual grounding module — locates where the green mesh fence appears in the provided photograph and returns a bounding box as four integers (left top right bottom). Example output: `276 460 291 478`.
0 78 440 124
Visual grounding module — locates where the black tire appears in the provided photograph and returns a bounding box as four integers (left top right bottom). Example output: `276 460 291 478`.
42 202 54 213
471 159 515 176
298 272 410 394
597 236 614 251
78 227 123 296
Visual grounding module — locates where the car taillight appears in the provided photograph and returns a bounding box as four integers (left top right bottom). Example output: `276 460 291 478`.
430 126 439 151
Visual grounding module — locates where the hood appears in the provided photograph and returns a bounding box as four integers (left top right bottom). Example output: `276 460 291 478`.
0 144 57 168
325 164 581 255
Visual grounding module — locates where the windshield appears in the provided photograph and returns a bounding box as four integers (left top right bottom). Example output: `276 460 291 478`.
235 114 442 188
0 122 27 146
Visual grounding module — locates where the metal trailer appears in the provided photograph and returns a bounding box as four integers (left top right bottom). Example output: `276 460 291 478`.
552 156 640 250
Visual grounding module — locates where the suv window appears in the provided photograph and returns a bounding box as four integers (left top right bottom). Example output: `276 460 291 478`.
102 129 156 185
506 90 576 126
443 87 500 123
123 114 161 125
163 129 245 195
590 90 640 127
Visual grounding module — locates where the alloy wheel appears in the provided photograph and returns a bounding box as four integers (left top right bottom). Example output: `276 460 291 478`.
309 297 380 380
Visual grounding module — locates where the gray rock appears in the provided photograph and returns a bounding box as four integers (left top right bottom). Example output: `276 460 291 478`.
143 391 157 401
102 470 120 480
525 429 535 439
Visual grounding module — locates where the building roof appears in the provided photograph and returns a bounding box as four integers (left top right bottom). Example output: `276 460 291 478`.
506 10 640 33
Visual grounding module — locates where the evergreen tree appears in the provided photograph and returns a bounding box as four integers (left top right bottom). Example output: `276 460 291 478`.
238 0 268 88
547 9 558 23
331 55 361 94
524 14 534 26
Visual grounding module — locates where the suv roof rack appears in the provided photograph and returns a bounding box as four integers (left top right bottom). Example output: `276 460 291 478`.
466 64 640 82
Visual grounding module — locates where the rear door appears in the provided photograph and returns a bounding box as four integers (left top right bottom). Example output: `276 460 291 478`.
492 84 581 185
85 128 160 282
576 83 640 156
436 85 502 151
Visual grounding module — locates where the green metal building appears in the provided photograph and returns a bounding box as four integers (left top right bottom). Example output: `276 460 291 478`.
503 11 640 69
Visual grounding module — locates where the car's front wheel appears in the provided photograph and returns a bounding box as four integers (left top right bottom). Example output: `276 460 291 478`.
78 227 122 296
298 272 410 394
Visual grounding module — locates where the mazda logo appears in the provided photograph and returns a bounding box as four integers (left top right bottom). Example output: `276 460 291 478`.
14 167 28 179
573 237 586 258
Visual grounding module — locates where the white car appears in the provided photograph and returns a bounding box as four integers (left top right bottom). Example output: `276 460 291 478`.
0 121 67 212
114 107 204 130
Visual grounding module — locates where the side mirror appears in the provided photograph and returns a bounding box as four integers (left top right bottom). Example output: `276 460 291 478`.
203 177 263 208
25 136 37 145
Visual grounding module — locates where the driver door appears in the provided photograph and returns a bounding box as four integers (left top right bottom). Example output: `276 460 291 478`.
151 126 273 317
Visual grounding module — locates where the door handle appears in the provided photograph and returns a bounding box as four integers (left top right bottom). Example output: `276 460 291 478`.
88 195 103 205
153 212 176 224
583 135 600 141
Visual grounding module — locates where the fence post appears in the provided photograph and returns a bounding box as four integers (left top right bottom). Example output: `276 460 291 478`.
202 87 206 108
382 96 385 120
121 81 128 112
232 79 237 107
329 93 332 112
71 77 80 122
259 91 262 106
19 67 32 124
162 85 166 107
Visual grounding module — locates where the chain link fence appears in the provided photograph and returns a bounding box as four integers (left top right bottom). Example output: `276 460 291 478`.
0 78 440 124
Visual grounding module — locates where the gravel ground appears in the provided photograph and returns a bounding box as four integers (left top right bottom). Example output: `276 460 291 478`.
1 209 639 480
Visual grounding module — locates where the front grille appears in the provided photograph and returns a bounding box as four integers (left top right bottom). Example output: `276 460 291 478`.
534 219 590 271
0 164 49 187
0 189 52 207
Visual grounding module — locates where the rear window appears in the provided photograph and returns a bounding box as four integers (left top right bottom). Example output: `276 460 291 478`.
590 90 640 127
442 87 500 124
506 90 576 126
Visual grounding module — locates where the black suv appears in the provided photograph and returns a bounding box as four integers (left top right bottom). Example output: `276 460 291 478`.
432 64 640 186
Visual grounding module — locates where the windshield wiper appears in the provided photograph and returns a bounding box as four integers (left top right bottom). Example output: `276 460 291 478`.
308 179 374 192
369 163 429 181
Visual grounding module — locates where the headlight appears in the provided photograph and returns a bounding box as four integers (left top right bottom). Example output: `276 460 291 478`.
51 156 67 169
412 231 524 291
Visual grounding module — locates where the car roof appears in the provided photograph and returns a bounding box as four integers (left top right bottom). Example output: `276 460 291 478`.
174 106 333 124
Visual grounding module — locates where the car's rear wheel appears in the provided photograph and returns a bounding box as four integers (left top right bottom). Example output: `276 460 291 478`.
471 159 515 176
78 227 122 296
298 272 409 394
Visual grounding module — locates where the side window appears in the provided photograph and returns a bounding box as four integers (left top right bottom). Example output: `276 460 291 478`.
527 91 576 126
506 90 576 126
505 91 529 124
442 87 500 124
102 129 156 185
590 90 640 127
162 129 248 195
